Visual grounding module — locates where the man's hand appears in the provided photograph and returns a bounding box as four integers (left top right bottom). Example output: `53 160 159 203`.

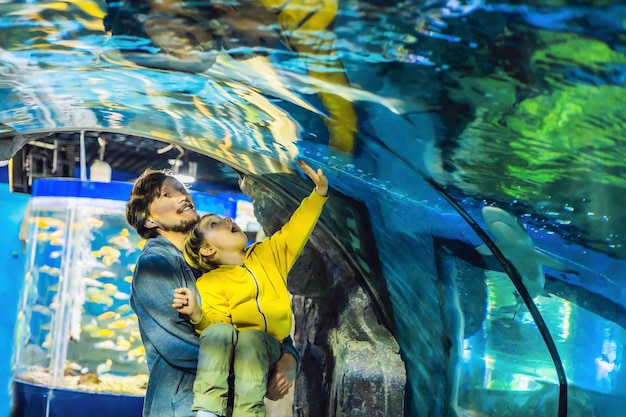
266 352 297 401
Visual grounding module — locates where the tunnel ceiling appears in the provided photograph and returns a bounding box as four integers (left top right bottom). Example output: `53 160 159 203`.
11 131 242 189
0 1 624 279
1 0 625 299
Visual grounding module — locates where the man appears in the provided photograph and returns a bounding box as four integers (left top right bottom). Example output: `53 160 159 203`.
125 169 299 417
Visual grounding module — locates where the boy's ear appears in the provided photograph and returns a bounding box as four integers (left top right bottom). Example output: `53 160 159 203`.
144 218 158 229
199 246 216 257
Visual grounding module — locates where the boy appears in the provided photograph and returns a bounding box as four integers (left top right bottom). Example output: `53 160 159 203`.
172 159 328 417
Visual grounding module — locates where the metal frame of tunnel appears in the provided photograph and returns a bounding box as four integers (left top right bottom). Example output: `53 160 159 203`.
423 175 568 417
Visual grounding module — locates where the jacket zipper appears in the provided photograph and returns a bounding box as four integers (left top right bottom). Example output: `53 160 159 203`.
244 266 267 332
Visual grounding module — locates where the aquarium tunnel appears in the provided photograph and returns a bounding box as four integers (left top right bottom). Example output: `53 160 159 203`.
0 0 625 416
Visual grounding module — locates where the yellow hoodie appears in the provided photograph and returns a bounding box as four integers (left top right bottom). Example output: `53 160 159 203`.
193 190 327 341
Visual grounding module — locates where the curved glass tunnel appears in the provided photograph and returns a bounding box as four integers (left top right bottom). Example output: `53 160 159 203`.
1 0 626 416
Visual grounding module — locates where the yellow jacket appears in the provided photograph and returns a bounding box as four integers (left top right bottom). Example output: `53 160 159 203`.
193 190 327 340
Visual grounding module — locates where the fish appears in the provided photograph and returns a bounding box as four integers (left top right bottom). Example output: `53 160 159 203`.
84 277 104 288
97 311 116 321
49 237 66 246
101 254 118 266
38 265 61 276
35 217 66 230
67 361 82 372
112 291 130 301
96 270 117 279
108 228 134 250
90 329 116 339
84 217 104 228
31 304 53 316
115 304 132 315
127 345 145 359
478 206 573 316
95 245 122 258
96 359 113 375
86 288 114 307
36 232 51 242
93 340 129 351
92 245 122 266
107 319 132 330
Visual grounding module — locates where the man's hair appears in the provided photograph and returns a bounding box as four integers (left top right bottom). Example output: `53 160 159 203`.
126 168 172 239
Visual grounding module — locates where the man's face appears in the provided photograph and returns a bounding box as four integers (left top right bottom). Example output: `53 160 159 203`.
148 177 199 233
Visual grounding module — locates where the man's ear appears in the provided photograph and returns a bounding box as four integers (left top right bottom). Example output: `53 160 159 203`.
144 218 158 229
199 246 216 257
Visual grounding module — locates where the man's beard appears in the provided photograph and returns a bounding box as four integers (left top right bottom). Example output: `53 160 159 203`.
160 219 197 234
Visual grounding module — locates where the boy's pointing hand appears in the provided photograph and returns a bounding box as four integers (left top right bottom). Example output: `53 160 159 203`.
296 160 328 196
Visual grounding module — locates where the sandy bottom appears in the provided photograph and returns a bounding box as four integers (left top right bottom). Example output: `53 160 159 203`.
17 366 294 415
14 367 148 395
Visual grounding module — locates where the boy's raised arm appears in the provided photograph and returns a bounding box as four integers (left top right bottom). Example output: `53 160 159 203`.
296 159 328 196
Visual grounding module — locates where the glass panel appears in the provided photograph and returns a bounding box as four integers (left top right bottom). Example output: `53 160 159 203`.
12 180 245 406
14 193 149 395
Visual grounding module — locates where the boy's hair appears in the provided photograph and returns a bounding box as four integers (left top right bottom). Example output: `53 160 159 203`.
183 214 220 273
126 168 180 239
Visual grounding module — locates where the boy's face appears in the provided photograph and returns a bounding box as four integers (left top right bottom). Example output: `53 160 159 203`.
147 177 199 233
199 214 248 254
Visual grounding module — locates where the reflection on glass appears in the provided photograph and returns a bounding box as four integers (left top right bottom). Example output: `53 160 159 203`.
450 263 625 417
594 329 621 392
103 0 359 154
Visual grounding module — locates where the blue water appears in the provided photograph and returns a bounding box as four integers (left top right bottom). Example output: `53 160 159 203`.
1 1 626 416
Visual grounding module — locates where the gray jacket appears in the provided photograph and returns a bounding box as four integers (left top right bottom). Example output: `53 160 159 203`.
131 236 201 417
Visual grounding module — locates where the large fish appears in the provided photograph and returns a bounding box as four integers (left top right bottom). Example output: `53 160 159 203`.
478 206 572 315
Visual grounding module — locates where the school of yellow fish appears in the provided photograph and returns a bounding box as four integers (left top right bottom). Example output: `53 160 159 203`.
16 211 149 395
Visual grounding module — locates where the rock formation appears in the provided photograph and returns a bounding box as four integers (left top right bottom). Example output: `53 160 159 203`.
240 174 405 417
